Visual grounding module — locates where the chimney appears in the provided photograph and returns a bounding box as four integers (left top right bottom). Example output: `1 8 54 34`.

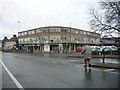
13 34 16 37
4 37 8 39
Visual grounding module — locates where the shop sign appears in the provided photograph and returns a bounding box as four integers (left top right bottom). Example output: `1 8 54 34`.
59 44 63 46
25 44 31 46
40 42 43 45
34 44 37 46
66 43 68 45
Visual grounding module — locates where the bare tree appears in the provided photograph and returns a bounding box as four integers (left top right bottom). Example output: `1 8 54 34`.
89 0 120 38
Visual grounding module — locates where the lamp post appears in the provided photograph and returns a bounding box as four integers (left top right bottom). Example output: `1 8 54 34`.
18 21 20 31
18 21 20 51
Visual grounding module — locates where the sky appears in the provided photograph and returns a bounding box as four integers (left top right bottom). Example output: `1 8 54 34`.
0 0 101 40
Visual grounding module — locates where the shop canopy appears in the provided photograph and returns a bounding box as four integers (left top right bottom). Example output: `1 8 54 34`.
102 43 120 45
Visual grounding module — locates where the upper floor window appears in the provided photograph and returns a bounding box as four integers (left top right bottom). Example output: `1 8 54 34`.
96 39 100 43
86 32 90 35
61 36 70 40
89 33 92 36
49 28 61 32
68 29 71 33
18 33 21 36
71 29 75 33
71 36 75 40
40 36 48 40
83 31 86 35
24 32 27 35
61 28 68 32
75 30 79 34
50 36 60 40
22 33 24 36
79 31 83 34
31 31 35 34
28 31 32 35
36 29 42 33
42 29 48 32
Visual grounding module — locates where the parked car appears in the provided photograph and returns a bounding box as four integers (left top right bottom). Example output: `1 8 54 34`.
91 46 102 55
76 47 83 52
102 46 118 51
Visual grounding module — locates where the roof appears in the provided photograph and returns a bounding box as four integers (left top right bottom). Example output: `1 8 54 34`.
18 26 99 35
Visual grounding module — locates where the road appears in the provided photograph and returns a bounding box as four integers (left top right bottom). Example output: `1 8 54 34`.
1 52 119 88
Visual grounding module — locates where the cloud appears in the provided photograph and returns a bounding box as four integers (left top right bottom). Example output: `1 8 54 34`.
0 0 99 40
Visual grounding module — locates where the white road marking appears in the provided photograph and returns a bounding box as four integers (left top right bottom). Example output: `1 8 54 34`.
0 59 24 90
75 64 120 75
104 69 115 71
53 60 80 63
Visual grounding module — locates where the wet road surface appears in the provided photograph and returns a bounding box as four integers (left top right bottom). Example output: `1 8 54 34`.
1 52 119 88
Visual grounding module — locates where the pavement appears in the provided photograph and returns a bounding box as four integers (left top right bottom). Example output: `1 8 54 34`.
68 53 120 69
91 62 120 69
68 54 120 58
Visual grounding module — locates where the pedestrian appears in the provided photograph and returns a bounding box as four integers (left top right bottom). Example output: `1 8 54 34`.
101 48 105 63
81 45 92 67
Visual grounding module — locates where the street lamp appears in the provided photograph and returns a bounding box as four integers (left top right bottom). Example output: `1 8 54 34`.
18 21 20 31
17 21 20 51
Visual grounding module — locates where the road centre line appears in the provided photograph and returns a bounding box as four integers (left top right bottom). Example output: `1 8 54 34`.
0 59 24 90
75 64 120 75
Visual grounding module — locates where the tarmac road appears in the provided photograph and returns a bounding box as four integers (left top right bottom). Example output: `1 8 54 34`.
1 52 119 88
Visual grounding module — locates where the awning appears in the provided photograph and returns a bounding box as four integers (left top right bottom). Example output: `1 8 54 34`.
102 43 120 45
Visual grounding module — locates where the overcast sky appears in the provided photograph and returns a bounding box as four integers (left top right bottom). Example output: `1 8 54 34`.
0 0 101 40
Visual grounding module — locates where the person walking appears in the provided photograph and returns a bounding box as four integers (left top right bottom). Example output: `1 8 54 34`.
81 45 92 67
101 48 105 63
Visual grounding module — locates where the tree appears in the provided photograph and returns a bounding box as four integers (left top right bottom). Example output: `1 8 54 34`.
89 0 120 38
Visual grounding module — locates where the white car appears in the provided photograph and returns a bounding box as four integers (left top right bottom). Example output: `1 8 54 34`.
91 46 102 51
90 46 102 54
102 46 118 51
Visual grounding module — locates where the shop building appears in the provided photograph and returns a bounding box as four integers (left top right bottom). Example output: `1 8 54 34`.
18 26 101 53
